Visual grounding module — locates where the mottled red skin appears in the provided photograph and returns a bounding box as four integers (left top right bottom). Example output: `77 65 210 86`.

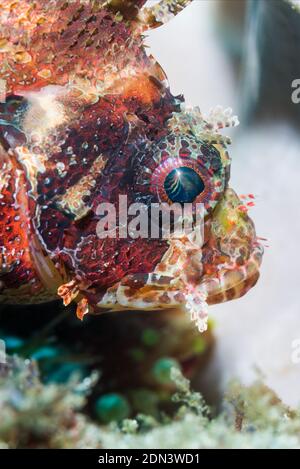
0 96 176 291
0 1 183 302
0 159 37 289
34 86 183 293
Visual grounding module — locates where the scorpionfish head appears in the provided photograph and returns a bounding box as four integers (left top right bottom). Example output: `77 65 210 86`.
0 0 263 330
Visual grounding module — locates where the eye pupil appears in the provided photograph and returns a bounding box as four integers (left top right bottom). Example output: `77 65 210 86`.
164 167 205 203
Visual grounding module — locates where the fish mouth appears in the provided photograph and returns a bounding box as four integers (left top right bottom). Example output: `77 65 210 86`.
92 243 263 311
86 189 263 322
84 252 262 332
56 188 263 332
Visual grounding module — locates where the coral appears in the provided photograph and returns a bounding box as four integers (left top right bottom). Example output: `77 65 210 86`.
0 356 299 449
0 356 100 449
0 307 215 419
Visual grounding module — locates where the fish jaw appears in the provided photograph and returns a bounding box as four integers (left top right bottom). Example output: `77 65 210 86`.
63 188 263 331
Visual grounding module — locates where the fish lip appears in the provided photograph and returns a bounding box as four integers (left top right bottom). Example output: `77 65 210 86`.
77 189 264 313
87 236 263 313
205 242 264 305
73 226 262 315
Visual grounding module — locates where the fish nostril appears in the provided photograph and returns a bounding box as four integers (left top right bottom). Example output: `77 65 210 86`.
164 166 205 204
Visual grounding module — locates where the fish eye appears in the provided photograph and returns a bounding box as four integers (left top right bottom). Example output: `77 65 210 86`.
164 166 205 203
139 135 228 215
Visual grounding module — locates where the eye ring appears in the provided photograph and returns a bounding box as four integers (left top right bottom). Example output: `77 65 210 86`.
135 134 227 215
151 157 213 207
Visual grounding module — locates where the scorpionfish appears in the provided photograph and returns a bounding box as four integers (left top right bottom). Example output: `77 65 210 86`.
0 0 263 332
